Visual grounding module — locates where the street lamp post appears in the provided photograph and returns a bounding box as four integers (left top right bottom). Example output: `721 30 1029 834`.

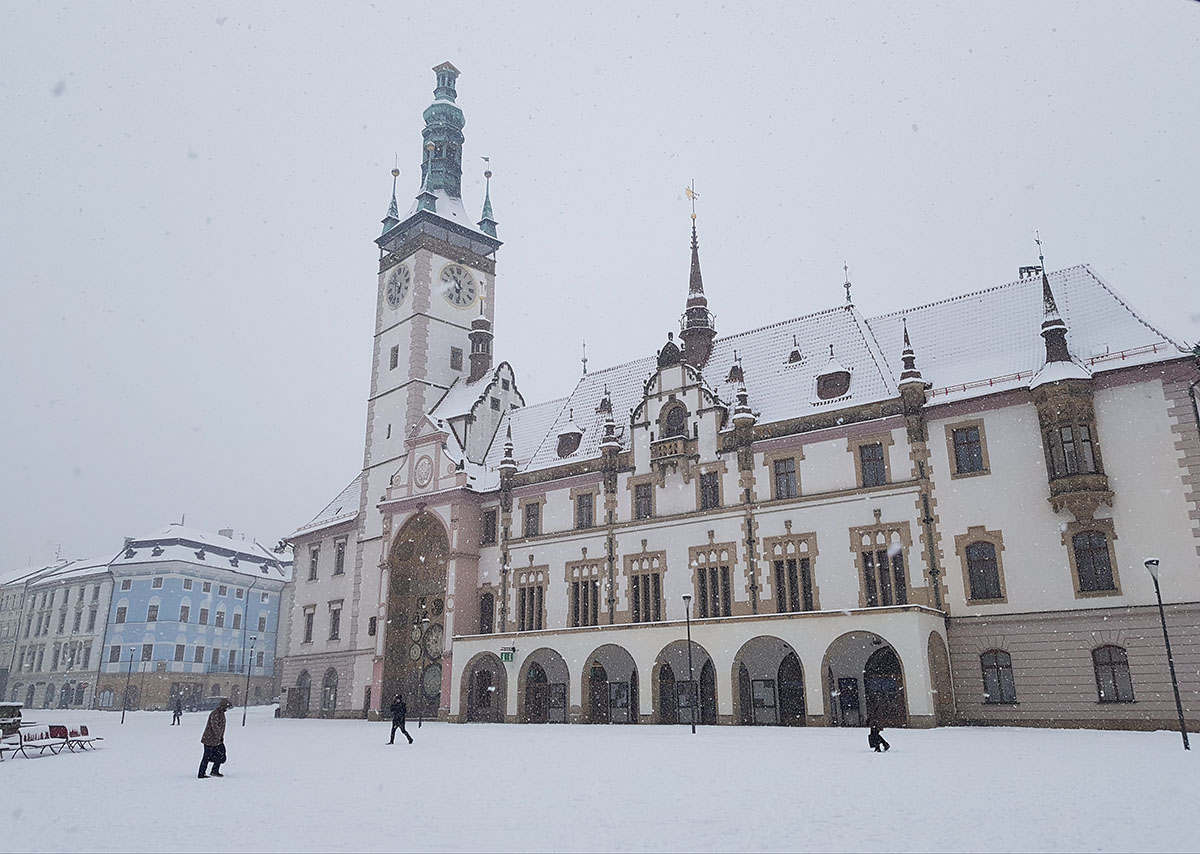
121 647 135 725
682 594 696 735
1144 559 1190 751
242 636 257 727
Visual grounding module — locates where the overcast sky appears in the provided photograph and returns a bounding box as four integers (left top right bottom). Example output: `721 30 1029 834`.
2 1 1197 569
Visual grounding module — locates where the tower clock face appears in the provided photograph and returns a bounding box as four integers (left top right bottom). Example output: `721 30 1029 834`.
386 264 411 308
439 263 477 308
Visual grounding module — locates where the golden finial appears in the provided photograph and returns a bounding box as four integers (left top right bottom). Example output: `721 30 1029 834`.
685 179 700 221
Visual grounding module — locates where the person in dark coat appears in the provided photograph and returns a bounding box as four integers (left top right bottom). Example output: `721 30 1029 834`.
171 694 183 726
389 694 413 745
868 721 890 752
198 698 233 778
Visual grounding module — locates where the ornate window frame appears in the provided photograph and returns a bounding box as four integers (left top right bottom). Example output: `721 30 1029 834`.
689 541 739 617
848 520 913 608
624 548 666 623
517 495 546 539
945 418 991 479
1062 518 1122 599
762 448 804 502
953 525 1008 604
762 529 820 612
514 565 548 632
570 485 599 530
628 474 657 521
566 559 603 627
695 461 727 511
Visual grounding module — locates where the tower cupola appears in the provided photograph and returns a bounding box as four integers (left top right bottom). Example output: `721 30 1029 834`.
419 62 466 200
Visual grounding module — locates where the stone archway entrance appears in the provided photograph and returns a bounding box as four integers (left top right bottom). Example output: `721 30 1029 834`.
461 652 507 722
382 513 450 721
732 636 806 726
518 648 570 723
864 646 906 727
654 640 716 725
581 645 638 723
822 632 908 727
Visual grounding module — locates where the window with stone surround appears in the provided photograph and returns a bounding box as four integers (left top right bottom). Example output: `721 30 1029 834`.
575 492 595 529
630 478 655 520
333 538 347 575
627 551 665 623
699 471 721 510
981 650 1017 704
1093 645 1134 703
481 509 498 545
767 454 800 500
516 569 546 632
568 561 602 627
946 419 990 477
763 532 819 613
450 346 464 372
328 601 342 641
850 522 911 608
1046 423 1102 479
1063 519 1120 597
479 592 494 634
954 526 1008 603
308 546 319 581
691 543 735 618
522 501 542 538
302 608 315 644
848 434 894 490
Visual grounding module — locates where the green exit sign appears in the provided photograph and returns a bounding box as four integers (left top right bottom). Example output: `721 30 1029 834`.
500 651 514 662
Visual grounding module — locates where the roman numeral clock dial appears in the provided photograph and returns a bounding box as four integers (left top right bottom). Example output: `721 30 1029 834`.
439 263 477 308
386 263 411 308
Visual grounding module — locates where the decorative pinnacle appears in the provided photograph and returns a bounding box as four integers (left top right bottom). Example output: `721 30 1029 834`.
581 340 588 376
843 261 853 305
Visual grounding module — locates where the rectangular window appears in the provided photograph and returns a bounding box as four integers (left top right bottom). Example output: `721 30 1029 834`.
232 613 241 631
517 585 544 632
109 645 121 663
575 493 594 529
481 509 498 545
952 426 985 474
92 585 100 601
699 472 721 510
1079 425 1097 473
861 548 907 607
115 606 127 624
389 344 399 370
210 647 220 666
174 644 185 662
523 503 541 538
773 459 798 499
215 610 225 628
303 611 314 644
179 605 190 623
121 579 132 591
634 483 654 519
152 577 163 589
860 444 886 487
236 588 244 599
309 547 319 581
218 585 227 596
334 539 347 575
981 650 1017 704
198 608 209 626
571 579 601 627
450 346 464 371
256 651 265 668
261 591 269 603
141 644 153 661
202 582 211 593
1073 531 1116 592
72 610 82 632
697 565 732 618
57 609 67 633
87 609 97 632
258 614 267 633
1060 426 1078 475
774 558 814 613
490 397 500 411
479 594 494 635
183 579 193 590
227 650 236 670
194 646 205 663
631 572 663 623
329 605 341 641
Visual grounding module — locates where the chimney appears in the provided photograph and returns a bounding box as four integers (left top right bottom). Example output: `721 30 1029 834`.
218 528 234 539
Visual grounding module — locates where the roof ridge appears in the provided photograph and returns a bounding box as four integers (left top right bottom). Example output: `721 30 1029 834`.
868 264 1091 322
1078 264 1188 351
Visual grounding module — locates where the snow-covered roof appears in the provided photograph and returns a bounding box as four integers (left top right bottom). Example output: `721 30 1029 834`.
866 265 1185 404
405 190 487 235
113 524 290 581
291 474 363 539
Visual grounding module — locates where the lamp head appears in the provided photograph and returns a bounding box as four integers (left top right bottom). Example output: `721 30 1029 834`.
682 593 692 603
1144 558 1160 580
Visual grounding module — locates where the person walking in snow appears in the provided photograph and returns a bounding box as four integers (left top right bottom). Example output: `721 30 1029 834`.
868 721 890 753
171 694 183 726
389 694 413 745
198 698 233 778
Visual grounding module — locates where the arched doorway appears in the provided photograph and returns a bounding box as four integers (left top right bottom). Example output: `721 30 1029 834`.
581 645 638 723
321 668 339 716
653 640 716 725
382 512 451 721
731 636 805 726
518 649 570 723
292 670 311 718
462 652 507 722
822 631 907 727
864 646 906 727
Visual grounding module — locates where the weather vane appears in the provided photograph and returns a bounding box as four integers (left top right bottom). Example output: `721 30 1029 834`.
684 179 699 221
843 261 853 305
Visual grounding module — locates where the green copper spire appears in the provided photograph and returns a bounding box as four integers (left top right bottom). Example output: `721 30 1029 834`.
380 167 401 234
478 163 498 237
418 62 466 200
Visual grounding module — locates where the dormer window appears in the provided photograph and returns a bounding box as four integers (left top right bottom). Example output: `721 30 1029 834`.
557 430 582 457
816 370 851 400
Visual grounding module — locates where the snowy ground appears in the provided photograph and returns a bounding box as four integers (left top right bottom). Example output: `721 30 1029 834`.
4 707 1196 853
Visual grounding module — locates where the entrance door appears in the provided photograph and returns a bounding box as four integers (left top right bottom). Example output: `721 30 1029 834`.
837 677 861 727
588 665 610 723
864 647 906 727
548 683 567 723
468 669 495 722
777 652 806 726
751 679 777 725
659 663 678 724
524 662 548 723
608 681 630 723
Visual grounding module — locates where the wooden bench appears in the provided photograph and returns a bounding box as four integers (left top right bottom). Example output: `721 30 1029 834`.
21 725 70 756
66 725 103 751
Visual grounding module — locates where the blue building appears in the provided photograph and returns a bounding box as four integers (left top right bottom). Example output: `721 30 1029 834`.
95 525 291 711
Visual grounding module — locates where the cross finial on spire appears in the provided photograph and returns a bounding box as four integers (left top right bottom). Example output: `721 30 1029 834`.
843 261 853 305
581 340 588 376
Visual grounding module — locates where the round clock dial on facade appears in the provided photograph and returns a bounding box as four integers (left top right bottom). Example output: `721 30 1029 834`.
386 263 411 308
423 623 445 659
410 624 423 643
408 642 422 661
439 263 477 308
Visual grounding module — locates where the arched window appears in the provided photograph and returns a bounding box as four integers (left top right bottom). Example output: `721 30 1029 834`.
980 650 1016 704
662 404 688 438
1093 645 1134 703
965 542 1002 600
479 593 494 635
322 668 339 713
1072 532 1115 592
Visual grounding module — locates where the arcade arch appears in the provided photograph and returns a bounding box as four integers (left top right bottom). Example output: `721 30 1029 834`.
653 639 716 725
581 644 638 723
460 651 507 722
517 648 570 723
821 631 908 727
732 636 805 726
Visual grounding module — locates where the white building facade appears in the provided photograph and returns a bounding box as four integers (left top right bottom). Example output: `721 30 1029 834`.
279 63 1200 731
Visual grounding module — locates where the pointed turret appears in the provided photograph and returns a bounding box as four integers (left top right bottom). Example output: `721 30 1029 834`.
679 219 717 368
478 166 498 237
732 381 756 428
381 168 401 235
898 319 924 388
468 301 493 383
499 424 517 475
1039 268 1071 364
897 318 928 441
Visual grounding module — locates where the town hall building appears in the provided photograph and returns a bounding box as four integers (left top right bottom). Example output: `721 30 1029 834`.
277 62 1200 731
